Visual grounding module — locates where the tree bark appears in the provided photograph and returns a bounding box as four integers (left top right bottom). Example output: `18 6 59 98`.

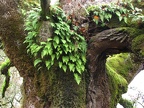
86 28 130 108
0 0 144 108
40 0 50 20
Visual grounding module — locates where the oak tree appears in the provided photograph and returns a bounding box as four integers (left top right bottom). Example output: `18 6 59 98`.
0 0 144 108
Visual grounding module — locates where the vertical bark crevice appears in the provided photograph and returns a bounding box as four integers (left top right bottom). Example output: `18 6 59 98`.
87 52 110 108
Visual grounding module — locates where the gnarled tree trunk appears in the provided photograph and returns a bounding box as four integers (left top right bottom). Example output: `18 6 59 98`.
0 0 144 108
86 28 130 108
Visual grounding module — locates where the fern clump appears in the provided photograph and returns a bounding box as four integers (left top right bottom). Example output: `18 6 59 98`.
24 6 87 84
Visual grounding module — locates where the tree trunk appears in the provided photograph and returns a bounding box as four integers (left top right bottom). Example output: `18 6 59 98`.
22 68 86 108
0 0 144 108
86 28 130 108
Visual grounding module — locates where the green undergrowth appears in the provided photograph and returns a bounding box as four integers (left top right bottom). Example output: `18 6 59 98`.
24 6 87 84
87 1 143 27
106 53 134 107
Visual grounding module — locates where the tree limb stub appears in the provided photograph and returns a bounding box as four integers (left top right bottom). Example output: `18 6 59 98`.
40 0 50 20
87 28 132 73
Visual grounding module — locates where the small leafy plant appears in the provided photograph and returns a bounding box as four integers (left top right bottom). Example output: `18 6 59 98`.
87 1 142 26
24 6 87 84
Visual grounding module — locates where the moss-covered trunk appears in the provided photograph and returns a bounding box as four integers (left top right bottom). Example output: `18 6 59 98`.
22 68 86 107
0 0 144 108
0 1 86 107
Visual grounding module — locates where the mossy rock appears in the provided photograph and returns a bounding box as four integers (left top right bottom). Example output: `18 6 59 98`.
106 53 134 108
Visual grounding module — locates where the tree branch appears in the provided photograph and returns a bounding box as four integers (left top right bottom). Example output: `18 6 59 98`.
0 0 35 77
40 0 50 20
87 28 132 73
86 27 143 107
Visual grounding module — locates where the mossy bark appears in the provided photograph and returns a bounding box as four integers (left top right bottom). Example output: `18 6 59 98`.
0 0 144 108
86 27 144 108
21 67 86 108
119 98 133 108
106 53 141 107
34 68 86 108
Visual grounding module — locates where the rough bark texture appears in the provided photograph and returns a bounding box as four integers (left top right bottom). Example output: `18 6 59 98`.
0 0 144 108
86 28 130 108
22 67 86 108
0 1 86 107
0 0 39 107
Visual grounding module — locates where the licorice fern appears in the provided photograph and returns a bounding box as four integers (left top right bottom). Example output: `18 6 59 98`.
24 6 87 84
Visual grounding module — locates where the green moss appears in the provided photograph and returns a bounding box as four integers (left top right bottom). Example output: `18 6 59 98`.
132 34 144 56
132 34 144 47
0 58 11 97
107 64 128 108
0 58 11 72
123 27 143 38
106 53 134 108
107 53 133 79
119 98 133 108
34 64 86 107
114 27 143 40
